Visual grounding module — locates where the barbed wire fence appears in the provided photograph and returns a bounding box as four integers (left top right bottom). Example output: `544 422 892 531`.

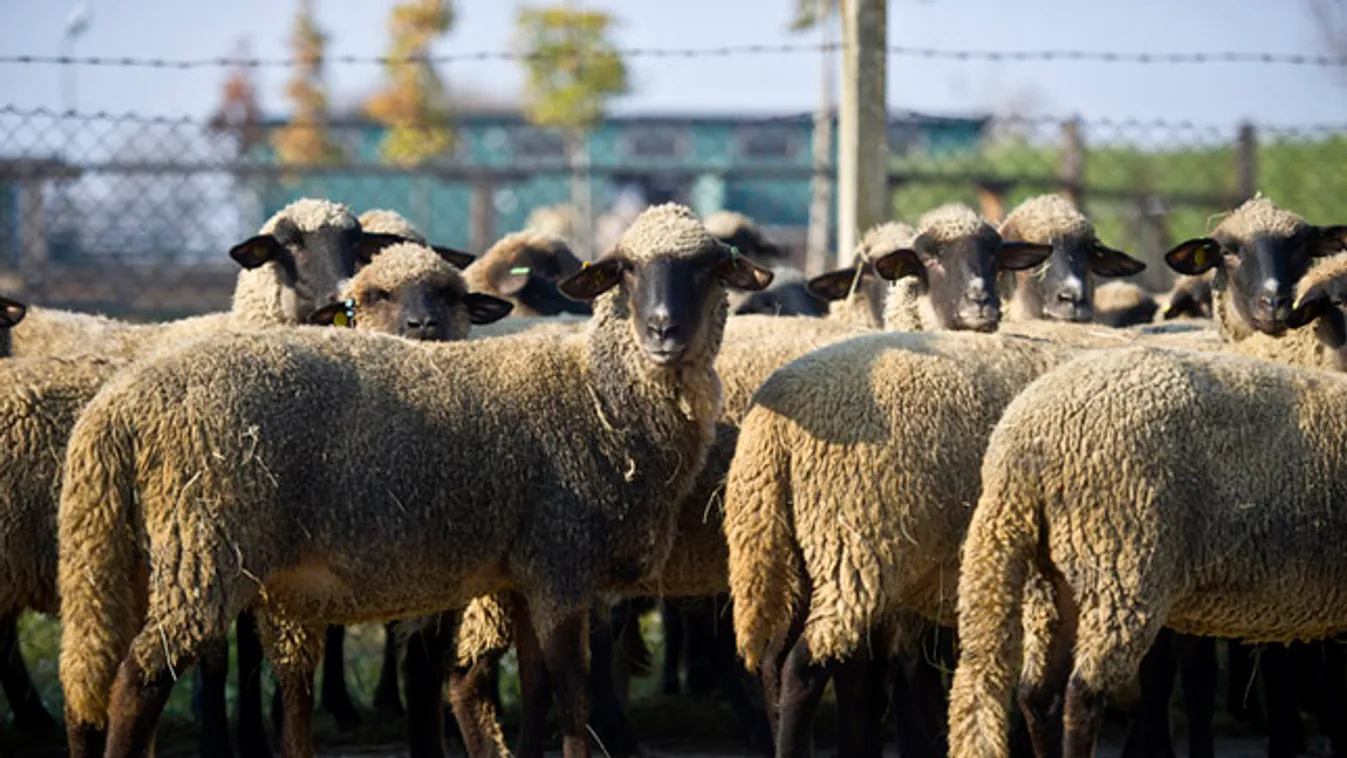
3 47 1347 319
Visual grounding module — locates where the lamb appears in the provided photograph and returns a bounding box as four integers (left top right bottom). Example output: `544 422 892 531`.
463 230 589 317
439 210 1056 757
0 296 23 357
1091 281 1159 327
946 297 1347 758
6 198 413 361
723 330 1080 757
56 203 773 758
995 193 1146 323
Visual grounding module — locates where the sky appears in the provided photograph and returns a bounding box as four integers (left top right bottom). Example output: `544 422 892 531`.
0 0 1344 127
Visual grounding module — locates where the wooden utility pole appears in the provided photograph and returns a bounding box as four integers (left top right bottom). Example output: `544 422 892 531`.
1236 122 1258 201
836 0 887 268
804 0 835 276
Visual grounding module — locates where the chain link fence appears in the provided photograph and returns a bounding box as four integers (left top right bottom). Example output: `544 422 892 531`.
2 104 1345 319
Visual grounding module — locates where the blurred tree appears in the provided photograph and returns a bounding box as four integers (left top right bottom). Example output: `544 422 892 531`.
790 0 839 31
514 5 629 256
365 0 455 166
209 38 263 157
273 0 343 166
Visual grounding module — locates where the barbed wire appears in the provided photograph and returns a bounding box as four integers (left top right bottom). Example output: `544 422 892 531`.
1 45 1345 69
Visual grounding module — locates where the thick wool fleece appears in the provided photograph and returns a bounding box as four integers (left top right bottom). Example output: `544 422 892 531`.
949 345 1347 758
1092 281 1159 327
57 203 728 729
724 330 1078 670
0 357 125 621
463 231 582 317
9 198 360 359
883 206 999 331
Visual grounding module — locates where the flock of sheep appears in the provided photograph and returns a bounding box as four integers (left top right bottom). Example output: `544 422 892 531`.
1 190 1345 758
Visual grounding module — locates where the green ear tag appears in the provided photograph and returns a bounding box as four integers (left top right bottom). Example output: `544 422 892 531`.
509 266 530 275
729 245 741 268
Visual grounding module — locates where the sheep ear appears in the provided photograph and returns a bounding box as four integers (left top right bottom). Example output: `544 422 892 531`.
1165 238 1222 275
464 293 515 325
806 267 867 302
715 249 775 291
494 266 532 297
431 245 476 270
997 242 1054 271
229 235 288 270
1288 283 1336 330
1163 291 1202 320
0 296 25 327
308 301 356 328
1089 243 1147 278
1318 309 1347 350
1312 225 1347 257
558 257 627 301
872 249 923 281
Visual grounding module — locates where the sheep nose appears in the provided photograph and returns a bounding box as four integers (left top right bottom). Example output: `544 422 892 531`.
647 314 679 342
1259 293 1292 321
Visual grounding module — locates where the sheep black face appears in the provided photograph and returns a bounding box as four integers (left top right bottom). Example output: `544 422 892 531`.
493 268 592 317
1026 235 1145 323
1166 226 1347 335
559 245 774 365
807 262 889 322
873 232 1052 332
0 296 25 328
1163 277 1213 320
735 282 827 317
230 218 424 315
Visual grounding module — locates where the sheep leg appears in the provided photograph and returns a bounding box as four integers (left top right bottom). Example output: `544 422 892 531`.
587 604 640 758
660 599 686 694
0 611 57 732
320 625 362 730
760 614 806 741
1060 675 1106 758
447 646 511 758
403 621 449 758
700 601 773 755
195 637 236 758
373 621 405 715
831 645 887 758
64 703 107 758
535 608 593 758
892 643 948 758
1122 628 1176 758
103 641 194 758
513 596 554 758
235 611 274 758
1175 634 1216 758
262 619 323 758
1263 644 1303 758
1226 640 1262 723
1016 573 1078 758
775 632 830 758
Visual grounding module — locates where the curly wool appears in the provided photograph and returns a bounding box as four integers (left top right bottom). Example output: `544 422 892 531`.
724 330 1078 671
824 222 919 328
882 206 999 331
919 203 993 243
358 208 428 244
1092 281 1159 327
998 194 1092 243
948 345 1347 758
56 203 729 732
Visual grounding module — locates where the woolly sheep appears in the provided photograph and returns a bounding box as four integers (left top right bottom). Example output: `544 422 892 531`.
704 211 790 265
441 208 1057 754
7 198 412 361
878 204 1055 332
1164 194 1347 340
56 203 773 758
1091 281 1159 327
463 231 589 317
733 267 828 318
358 208 476 270
996 193 1146 323
704 211 813 318
805 222 919 328
947 326 1347 758
1159 273 1214 321
723 330 1079 756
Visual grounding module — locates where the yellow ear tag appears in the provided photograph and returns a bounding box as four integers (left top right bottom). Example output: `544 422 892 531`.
333 311 350 328
335 298 357 329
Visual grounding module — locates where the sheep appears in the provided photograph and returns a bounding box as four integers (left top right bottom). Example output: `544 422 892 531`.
704 211 791 265
0 295 23 356
6 198 416 361
723 330 1080 758
946 303 1347 758
995 193 1146 323
55 203 773 758
880 204 1057 332
804 222 918 328
704 211 808 318
733 267 828 318
463 231 590 317
1159 273 1214 321
1091 281 1159 327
